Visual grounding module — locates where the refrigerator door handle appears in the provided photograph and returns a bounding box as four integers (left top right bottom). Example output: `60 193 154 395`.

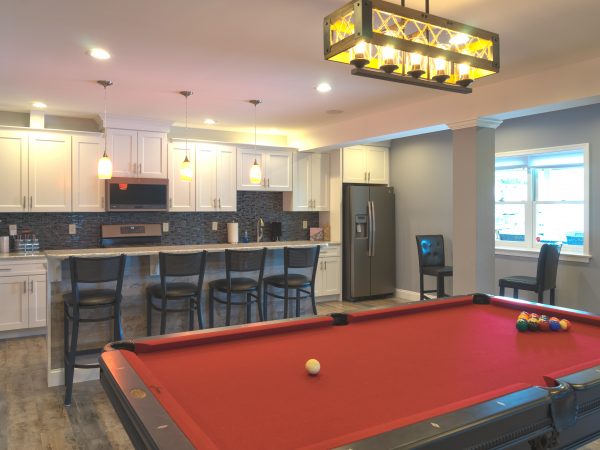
370 200 376 257
367 200 373 257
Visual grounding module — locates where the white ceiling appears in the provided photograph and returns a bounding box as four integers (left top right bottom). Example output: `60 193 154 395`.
1 0 599 136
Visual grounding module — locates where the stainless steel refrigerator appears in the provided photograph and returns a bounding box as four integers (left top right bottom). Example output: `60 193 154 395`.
343 185 396 301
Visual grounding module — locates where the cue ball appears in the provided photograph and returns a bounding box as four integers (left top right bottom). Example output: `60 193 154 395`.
305 359 321 375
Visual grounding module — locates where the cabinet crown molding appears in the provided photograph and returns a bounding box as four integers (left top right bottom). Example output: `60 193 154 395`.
95 114 172 133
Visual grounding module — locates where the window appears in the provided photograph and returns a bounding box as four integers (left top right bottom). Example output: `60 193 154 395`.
495 144 589 256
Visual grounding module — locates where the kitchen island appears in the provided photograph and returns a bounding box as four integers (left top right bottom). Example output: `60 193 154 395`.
45 241 340 387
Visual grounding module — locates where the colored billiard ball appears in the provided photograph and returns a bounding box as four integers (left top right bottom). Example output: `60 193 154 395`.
549 320 561 331
305 359 321 375
528 318 539 331
549 317 560 323
559 319 571 331
538 320 550 332
516 319 529 332
530 313 540 320
518 313 529 321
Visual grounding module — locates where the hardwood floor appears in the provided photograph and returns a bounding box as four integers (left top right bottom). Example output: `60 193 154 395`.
0 296 598 449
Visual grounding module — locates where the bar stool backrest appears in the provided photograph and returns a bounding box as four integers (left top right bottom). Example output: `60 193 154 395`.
536 243 562 291
225 248 267 284
416 235 446 268
285 246 321 282
159 251 207 288
69 255 126 304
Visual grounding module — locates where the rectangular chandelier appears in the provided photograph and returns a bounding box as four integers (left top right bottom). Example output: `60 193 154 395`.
323 0 500 93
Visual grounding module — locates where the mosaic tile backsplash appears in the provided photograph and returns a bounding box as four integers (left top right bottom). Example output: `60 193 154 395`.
0 192 319 250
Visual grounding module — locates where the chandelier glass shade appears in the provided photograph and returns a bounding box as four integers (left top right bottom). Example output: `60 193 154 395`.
323 0 499 93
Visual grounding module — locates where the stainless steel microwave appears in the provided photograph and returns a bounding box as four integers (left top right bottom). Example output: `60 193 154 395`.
105 178 169 212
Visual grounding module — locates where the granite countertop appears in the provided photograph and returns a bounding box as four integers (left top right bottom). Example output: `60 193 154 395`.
44 240 341 260
0 252 47 261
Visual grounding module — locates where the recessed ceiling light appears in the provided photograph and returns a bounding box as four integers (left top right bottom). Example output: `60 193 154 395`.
316 82 332 93
326 109 344 115
89 48 111 60
204 118 216 125
32 101 47 109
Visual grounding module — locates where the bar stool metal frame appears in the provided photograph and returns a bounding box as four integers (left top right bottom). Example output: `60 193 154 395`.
208 248 267 327
263 246 321 320
146 251 207 336
64 254 126 405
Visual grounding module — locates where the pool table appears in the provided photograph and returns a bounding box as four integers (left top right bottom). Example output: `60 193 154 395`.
99 294 600 449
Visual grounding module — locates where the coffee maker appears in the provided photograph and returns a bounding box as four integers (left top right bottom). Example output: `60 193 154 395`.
271 222 282 241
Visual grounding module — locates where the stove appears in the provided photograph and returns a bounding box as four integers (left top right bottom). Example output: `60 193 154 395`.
100 224 162 247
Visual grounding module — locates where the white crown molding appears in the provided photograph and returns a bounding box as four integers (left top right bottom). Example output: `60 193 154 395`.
94 114 173 133
447 117 503 130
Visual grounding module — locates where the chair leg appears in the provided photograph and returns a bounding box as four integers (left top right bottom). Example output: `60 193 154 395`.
225 292 232 326
246 293 252 324
513 288 519 298
499 285 505 296
419 273 425 300
114 302 124 341
209 287 214 328
64 309 80 406
283 287 289 319
262 284 269 322
550 288 556 306
256 289 264 322
159 296 168 335
436 275 444 298
146 292 153 336
537 290 544 304
188 298 194 331
295 289 301 317
196 295 204 329
310 285 317 316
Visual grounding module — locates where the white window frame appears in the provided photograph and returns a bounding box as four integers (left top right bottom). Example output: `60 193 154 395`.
495 143 590 262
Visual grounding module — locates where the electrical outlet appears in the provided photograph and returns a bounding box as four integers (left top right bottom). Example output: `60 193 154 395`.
212 222 218 231
8 225 17 236
302 220 308 230
68 224 77 235
162 222 169 233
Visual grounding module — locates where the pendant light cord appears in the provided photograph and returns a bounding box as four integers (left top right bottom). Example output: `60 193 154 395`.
254 102 257 150
103 84 108 158
185 93 189 158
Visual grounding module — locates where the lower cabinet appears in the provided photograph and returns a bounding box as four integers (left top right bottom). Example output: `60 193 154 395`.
0 261 47 332
315 245 341 297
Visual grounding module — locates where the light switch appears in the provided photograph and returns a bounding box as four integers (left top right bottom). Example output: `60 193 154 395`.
68 224 77 235
8 225 17 236
302 220 308 230
162 222 169 233
212 222 218 231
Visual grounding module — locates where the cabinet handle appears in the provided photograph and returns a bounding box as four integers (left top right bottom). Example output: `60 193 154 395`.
170 198 173 208
213 198 217 208
368 172 371 182
0 268 11 272
218 198 221 208
139 163 142 174
263 177 266 187
101 196 104 206
364 171 367 181
23 281 27 294
30 196 33 209
267 178 270 187
30 280 33 293
23 196 26 209
324 261 327 270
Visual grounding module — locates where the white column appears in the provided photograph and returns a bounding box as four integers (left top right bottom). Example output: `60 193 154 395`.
449 118 502 295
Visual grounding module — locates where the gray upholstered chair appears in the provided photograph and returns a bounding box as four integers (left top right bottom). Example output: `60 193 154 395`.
416 235 453 300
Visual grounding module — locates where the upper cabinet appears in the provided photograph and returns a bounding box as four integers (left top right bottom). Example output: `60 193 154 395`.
342 145 389 185
283 152 330 211
0 130 72 213
107 129 167 178
168 142 237 212
72 135 105 212
237 147 293 191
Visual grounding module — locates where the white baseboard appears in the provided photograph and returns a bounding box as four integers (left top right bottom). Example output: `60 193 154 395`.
0 327 46 340
395 288 421 302
48 367 100 388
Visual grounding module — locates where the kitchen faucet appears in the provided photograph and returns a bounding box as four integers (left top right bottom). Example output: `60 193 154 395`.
257 218 265 242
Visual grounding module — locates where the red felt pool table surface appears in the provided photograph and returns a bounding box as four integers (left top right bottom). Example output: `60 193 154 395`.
113 296 600 449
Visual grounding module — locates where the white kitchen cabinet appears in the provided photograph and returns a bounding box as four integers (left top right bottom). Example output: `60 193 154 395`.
0 130 28 212
107 129 167 178
237 147 293 191
283 152 329 211
315 245 341 297
72 135 105 212
214 145 237 211
0 261 47 331
196 144 237 212
168 142 196 212
342 145 389 185
28 133 72 212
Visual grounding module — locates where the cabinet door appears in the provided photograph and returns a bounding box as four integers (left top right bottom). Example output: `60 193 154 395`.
29 133 72 212
168 142 196 212
312 153 330 211
107 129 138 177
237 148 266 190
216 145 237 211
72 135 105 212
321 257 341 296
291 152 311 211
0 276 29 331
138 131 168 178
0 130 28 212
366 146 389 185
196 146 217 211
28 274 46 328
266 151 292 191
342 147 367 183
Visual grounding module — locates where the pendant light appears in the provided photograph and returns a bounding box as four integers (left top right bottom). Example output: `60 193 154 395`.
97 80 113 179
179 90 193 182
249 99 262 185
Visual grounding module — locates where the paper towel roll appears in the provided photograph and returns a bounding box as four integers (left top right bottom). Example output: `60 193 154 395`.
227 222 239 244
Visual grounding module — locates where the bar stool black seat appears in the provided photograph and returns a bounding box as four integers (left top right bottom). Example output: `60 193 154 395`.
209 248 267 327
263 246 320 319
64 254 126 405
499 243 562 304
146 251 207 336
416 235 453 300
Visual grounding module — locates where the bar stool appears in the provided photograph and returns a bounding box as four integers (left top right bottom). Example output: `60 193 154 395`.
415 235 453 300
208 248 267 327
64 254 126 405
146 251 207 336
263 246 320 320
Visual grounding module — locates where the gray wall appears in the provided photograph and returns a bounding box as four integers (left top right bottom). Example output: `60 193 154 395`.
389 103 600 313
389 130 453 296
